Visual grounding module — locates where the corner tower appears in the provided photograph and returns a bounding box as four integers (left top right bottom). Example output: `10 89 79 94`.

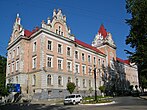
92 24 116 69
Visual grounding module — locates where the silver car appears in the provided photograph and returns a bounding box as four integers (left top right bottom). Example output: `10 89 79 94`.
64 94 82 105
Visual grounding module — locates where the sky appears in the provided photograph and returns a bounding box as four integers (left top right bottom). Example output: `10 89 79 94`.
0 0 133 60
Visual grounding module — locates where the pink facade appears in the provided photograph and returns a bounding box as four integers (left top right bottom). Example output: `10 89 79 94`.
6 10 139 99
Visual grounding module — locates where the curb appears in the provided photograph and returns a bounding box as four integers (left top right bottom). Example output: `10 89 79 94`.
80 101 116 106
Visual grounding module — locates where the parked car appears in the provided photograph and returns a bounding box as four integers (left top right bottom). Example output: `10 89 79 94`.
64 94 82 105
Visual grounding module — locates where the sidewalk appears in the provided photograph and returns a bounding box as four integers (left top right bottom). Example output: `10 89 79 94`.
139 96 147 100
31 99 63 105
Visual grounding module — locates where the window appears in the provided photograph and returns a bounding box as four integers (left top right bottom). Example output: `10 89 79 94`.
47 55 53 67
98 59 101 65
67 61 72 72
89 80 91 87
48 91 52 96
48 40 52 50
32 56 37 69
58 44 62 54
8 64 10 74
58 76 62 86
68 77 71 83
16 46 19 56
12 50 15 58
9 52 11 59
75 64 79 73
33 42 37 52
88 55 91 63
83 79 86 88
67 47 71 56
76 78 78 87
32 74 36 86
82 53 85 61
82 65 86 74
75 51 78 59
16 60 19 71
88 66 92 75
16 76 18 83
94 57 96 64
59 26 61 35
12 62 14 73
47 74 52 86
58 58 63 70
56 29 58 34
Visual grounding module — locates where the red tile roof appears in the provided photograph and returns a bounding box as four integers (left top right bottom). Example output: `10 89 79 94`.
24 27 39 37
98 24 107 38
116 57 130 65
75 39 105 55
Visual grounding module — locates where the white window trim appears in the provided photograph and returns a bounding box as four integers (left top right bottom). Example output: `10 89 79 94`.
32 56 37 69
57 43 63 54
75 63 80 73
12 62 14 72
12 49 15 58
47 39 53 51
46 55 53 68
8 64 10 74
67 60 72 72
93 56 96 64
82 65 86 74
16 60 19 71
88 66 92 76
88 54 91 63
66 46 72 57
16 46 19 56
75 50 79 59
33 41 37 52
57 58 63 70
81 53 85 61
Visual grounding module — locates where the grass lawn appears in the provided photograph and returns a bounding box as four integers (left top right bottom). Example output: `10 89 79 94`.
82 96 113 104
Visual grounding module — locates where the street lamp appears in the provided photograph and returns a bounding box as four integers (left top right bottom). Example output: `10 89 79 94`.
93 65 97 101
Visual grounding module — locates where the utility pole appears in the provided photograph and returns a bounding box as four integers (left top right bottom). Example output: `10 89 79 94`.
94 66 97 101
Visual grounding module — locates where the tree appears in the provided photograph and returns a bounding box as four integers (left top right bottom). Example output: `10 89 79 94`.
89 87 93 97
0 55 8 96
125 0 147 90
66 82 76 94
99 86 105 97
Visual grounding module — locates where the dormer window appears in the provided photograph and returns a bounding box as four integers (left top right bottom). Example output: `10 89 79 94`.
56 26 64 36
56 29 58 34
59 26 61 35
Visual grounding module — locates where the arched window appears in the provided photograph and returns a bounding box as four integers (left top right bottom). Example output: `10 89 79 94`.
47 74 51 86
68 77 71 83
58 76 62 86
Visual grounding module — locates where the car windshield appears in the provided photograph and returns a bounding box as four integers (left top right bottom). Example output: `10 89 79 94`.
65 95 75 99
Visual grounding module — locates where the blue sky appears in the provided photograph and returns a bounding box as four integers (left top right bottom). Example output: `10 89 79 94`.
0 0 133 59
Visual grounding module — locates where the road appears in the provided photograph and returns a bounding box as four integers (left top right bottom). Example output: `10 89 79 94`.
0 96 147 110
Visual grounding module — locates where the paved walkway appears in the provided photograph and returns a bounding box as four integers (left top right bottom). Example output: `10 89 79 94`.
140 96 147 100
31 99 63 105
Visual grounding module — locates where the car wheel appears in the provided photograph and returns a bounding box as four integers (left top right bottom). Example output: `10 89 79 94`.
72 100 76 105
64 103 67 105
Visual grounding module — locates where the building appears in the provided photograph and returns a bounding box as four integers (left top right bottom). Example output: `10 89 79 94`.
6 9 139 100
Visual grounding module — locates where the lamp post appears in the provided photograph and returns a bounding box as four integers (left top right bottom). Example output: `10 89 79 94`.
93 66 97 101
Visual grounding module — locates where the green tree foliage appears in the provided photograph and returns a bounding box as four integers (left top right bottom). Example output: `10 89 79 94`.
125 0 147 89
66 82 76 94
99 86 105 93
0 55 8 96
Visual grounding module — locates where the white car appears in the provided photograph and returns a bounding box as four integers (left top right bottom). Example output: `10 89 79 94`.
64 94 82 105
